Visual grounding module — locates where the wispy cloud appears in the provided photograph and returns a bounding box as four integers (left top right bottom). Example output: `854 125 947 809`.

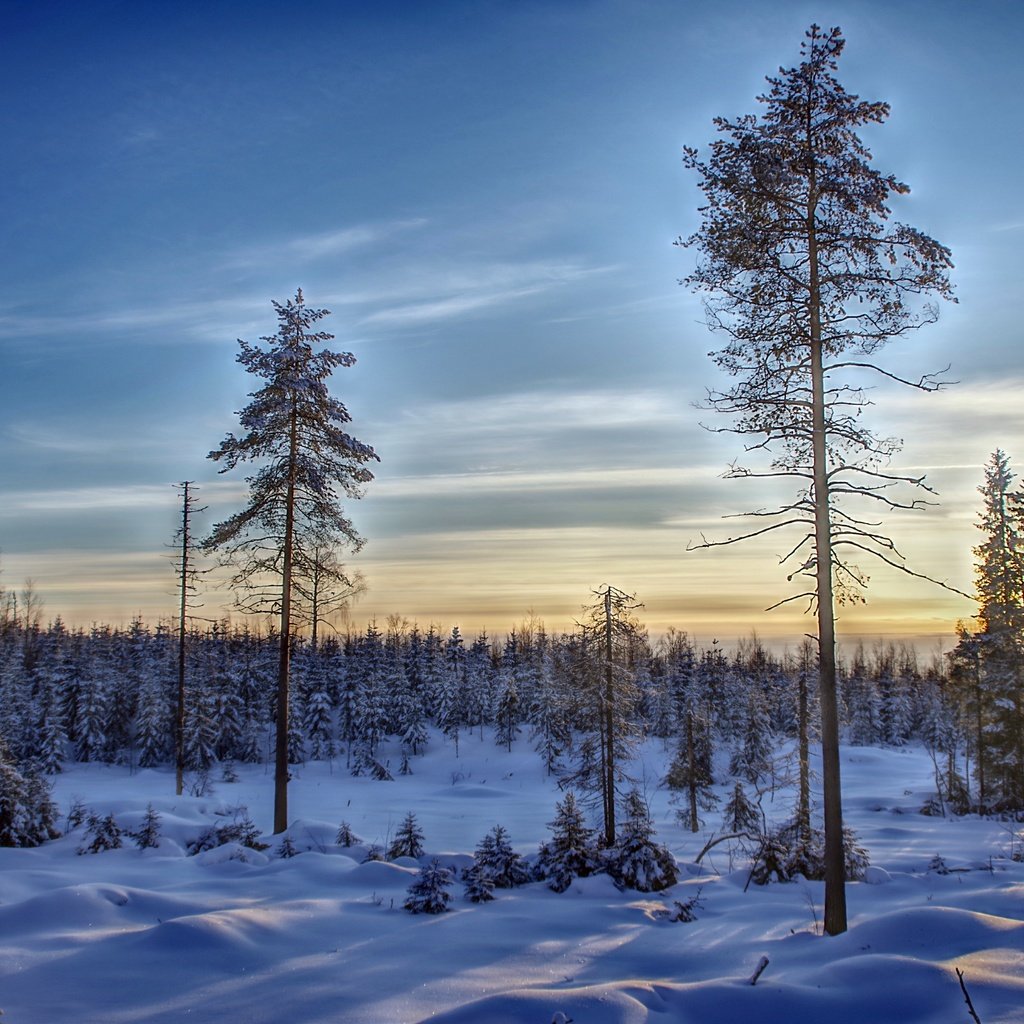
6 422 188 457
220 218 430 269
403 387 689 434
358 260 616 328
0 294 266 342
0 479 248 515
0 485 181 514
371 465 697 500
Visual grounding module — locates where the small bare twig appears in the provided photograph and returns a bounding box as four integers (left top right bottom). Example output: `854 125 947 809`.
956 967 982 1024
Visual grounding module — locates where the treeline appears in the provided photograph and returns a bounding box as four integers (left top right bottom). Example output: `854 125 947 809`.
0 608 961 783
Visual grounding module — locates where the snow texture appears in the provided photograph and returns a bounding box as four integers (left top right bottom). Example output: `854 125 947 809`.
1 734 1022 1023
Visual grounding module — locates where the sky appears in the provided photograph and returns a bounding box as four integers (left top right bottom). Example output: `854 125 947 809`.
2 0 1023 649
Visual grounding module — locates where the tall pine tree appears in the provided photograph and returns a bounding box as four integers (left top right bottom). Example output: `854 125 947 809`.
204 290 377 832
681 24 955 934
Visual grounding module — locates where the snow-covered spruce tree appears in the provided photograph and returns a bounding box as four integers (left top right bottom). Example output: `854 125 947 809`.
535 791 602 893
335 820 360 847
77 812 123 854
748 813 869 885
607 790 678 892
665 648 718 833
466 631 497 739
387 811 425 860
465 824 532 889
133 803 162 850
203 290 377 833
438 626 467 756
723 781 760 836
728 689 773 785
404 858 454 914
682 25 955 935
0 750 61 847
462 863 496 903
276 834 299 858
949 451 1024 810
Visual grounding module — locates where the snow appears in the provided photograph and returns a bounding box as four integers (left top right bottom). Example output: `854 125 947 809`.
2 736 1023 1024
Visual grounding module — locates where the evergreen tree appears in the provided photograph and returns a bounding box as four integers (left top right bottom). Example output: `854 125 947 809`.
276 834 299 858
607 790 678 892
439 626 466 755
183 683 217 771
949 451 1024 809
335 820 360 847
728 689 773 784
723 781 760 835
681 24 954 935
77 812 123 854
404 858 454 914
465 824 531 889
0 753 61 847
493 672 520 752
136 675 172 769
387 811 425 860
134 804 162 850
204 290 378 833
462 864 496 903
535 792 601 893
665 649 718 832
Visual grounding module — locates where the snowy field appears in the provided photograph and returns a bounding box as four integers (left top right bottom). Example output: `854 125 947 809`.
2 736 1023 1024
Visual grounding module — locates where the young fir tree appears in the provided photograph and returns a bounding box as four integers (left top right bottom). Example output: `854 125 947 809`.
728 690 773 785
335 820 360 847
462 863 496 903
404 858 454 914
276 834 299 858
387 811 426 860
607 790 678 893
723 781 760 836
77 812 123 854
465 824 532 889
682 24 955 935
133 803 162 850
204 290 378 833
535 791 602 894
659 708 716 835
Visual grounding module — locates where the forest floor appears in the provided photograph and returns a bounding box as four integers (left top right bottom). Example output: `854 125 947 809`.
2 734 1022 1023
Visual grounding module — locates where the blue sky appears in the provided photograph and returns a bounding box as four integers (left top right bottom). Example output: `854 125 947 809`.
2 0 1022 646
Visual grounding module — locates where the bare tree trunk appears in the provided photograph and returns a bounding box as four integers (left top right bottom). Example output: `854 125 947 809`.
809 188 847 935
974 664 985 809
798 658 811 837
275 408 299 835
603 587 616 847
686 708 699 833
176 482 191 798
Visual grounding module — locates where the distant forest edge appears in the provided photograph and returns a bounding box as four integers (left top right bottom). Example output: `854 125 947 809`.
0 582 1019 817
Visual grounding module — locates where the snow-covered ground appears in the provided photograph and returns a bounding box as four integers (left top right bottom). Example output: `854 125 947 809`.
2 736 1023 1024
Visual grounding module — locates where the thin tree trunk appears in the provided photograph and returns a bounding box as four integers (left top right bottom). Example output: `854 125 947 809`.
275 406 299 834
603 587 616 847
809 179 848 935
974 669 985 809
798 662 810 837
686 708 699 833
176 482 191 797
